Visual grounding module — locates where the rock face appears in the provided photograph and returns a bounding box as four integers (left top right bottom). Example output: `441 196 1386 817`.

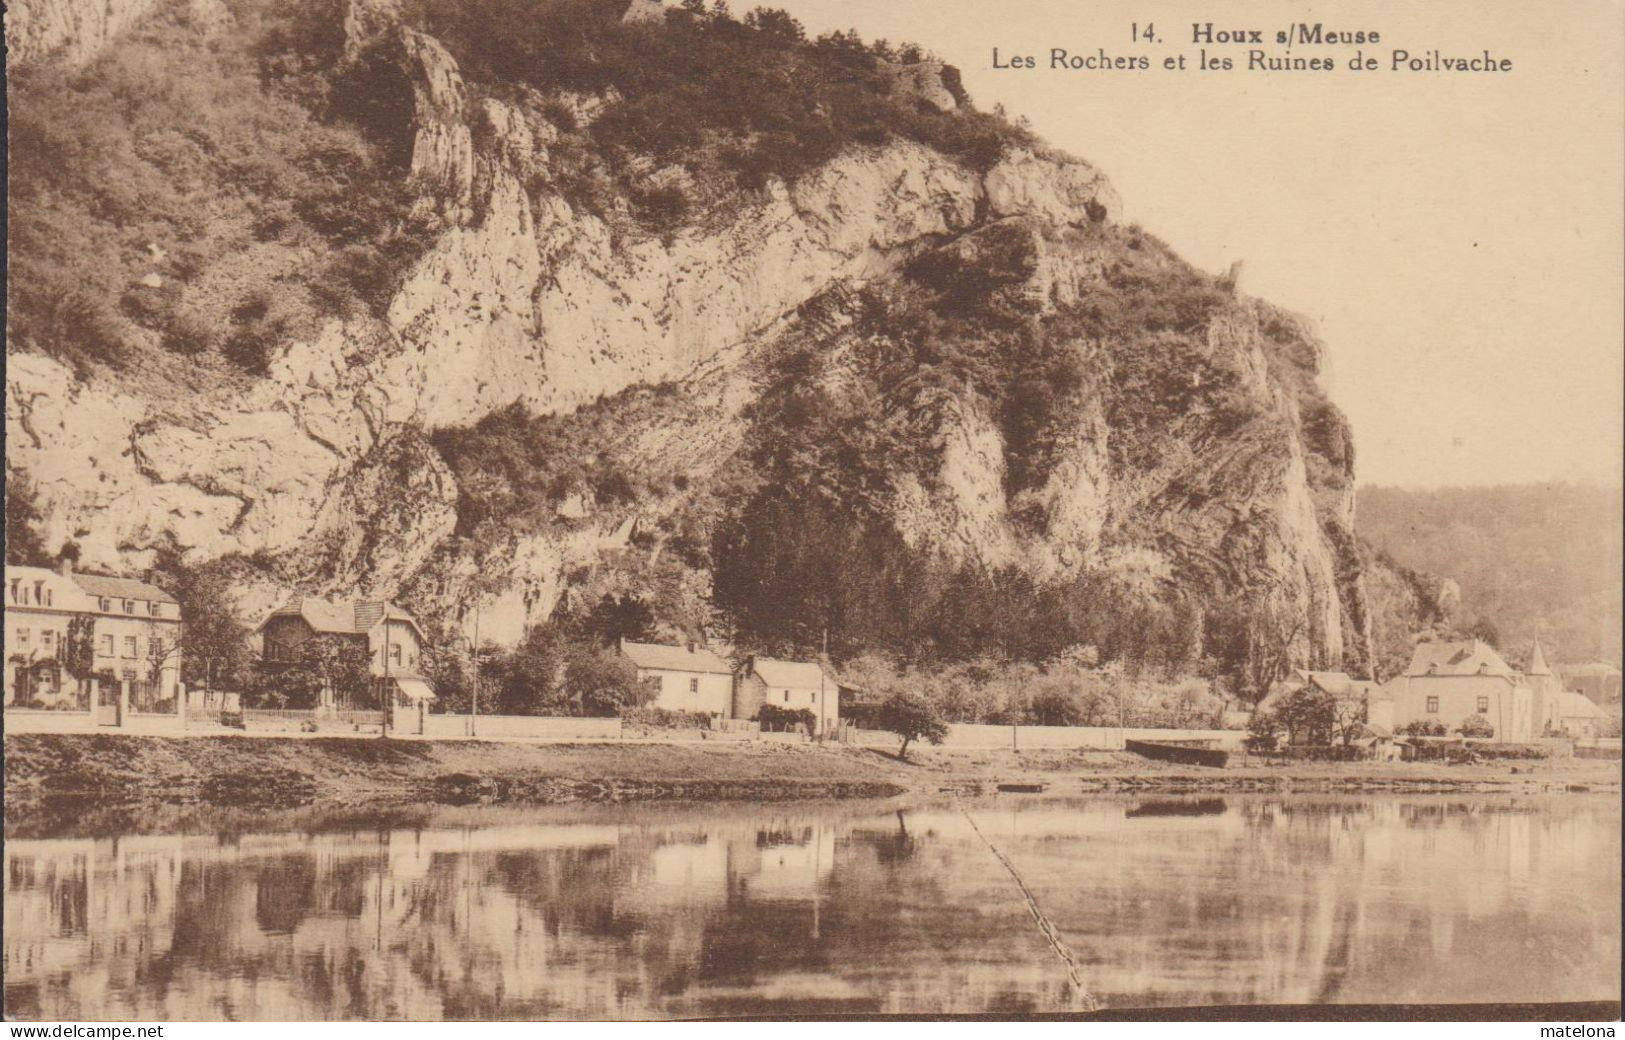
880 59 962 112
6 0 227 65
4 0 1372 672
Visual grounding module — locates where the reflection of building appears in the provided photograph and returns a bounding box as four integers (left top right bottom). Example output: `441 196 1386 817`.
735 657 840 734
619 639 734 718
4 561 181 710
1384 640 1539 741
257 597 431 712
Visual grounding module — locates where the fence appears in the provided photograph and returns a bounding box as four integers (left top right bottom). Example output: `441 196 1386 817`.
844 723 1246 751
422 714 623 740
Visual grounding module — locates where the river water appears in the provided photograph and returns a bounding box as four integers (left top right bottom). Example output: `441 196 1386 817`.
4 794 1619 1019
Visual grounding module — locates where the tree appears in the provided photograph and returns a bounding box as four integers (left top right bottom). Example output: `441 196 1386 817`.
579 593 656 647
486 626 569 715
4 471 52 565
563 645 650 717
1329 694 1369 748
1273 686 1336 745
1457 714 1495 739
874 691 947 760
148 549 252 694
1246 708 1281 751
1026 682 1083 726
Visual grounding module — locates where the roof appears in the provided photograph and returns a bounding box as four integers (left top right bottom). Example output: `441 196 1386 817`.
1293 670 1354 695
751 657 827 689
1404 639 1514 678
1556 691 1607 719
260 596 421 637
1526 640 1552 676
392 677 436 701
1559 662 1622 678
70 572 178 604
619 640 732 675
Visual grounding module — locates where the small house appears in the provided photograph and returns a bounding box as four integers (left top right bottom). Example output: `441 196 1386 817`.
257 596 432 712
735 656 839 735
619 639 734 719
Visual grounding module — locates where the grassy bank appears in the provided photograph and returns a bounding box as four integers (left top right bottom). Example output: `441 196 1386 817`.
4 734 1619 834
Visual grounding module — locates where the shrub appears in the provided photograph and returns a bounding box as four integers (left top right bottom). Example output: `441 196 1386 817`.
756 704 816 732
1457 714 1495 739
620 706 711 729
1400 718 1448 737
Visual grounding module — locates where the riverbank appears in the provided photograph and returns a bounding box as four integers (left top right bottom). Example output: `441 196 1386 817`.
6 732 1620 833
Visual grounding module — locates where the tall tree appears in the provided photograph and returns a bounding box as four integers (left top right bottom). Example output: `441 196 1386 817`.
4 471 51 566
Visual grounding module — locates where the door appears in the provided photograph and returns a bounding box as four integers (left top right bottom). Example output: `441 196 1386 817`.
97 680 120 726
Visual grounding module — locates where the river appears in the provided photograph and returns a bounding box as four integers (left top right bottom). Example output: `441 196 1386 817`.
3 794 1619 1019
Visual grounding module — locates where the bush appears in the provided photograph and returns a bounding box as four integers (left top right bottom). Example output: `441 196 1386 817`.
756 703 816 732
620 706 711 729
1399 718 1448 737
1457 714 1495 739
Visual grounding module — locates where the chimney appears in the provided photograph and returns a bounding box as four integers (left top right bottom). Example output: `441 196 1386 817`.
57 556 74 578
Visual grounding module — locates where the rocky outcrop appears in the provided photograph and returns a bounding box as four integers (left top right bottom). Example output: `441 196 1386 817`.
880 59 962 112
6 0 228 66
5 2 1369 671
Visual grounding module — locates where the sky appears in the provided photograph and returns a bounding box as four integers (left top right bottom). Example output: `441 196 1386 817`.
765 0 1624 489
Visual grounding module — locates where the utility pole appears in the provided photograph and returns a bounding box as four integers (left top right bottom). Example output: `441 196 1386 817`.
380 620 391 739
470 606 480 738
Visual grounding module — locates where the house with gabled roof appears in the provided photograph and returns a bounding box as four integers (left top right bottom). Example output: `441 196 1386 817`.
1258 668 1391 742
1383 638 1535 741
619 638 735 719
257 596 432 714
4 560 183 713
735 655 839 735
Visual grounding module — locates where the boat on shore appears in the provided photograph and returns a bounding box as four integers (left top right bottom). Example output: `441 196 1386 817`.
1124 739 1230 768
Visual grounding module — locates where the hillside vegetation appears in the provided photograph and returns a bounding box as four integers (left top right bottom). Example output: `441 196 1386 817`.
9 0 1388 726
1358 483 1623 668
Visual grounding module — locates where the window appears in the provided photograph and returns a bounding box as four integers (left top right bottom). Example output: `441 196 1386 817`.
689 677 699 694
40 630 54 651
8 580 18 603
151 638 164 662
810 691 816 703
44 589 52 607
783 690 790 703
120 669 136 683
33 581 44 603
390 644 402 666
100 598 111 612
99 634 114 657
16 628 30 648
1477 696 1489 714
148 602 160 616
1426 696 1439 714
123 599 135 615
122 636 138 659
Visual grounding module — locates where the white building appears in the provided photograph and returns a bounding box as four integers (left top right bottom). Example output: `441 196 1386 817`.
734 656 839 735
619 639 734 719
4 562 183 712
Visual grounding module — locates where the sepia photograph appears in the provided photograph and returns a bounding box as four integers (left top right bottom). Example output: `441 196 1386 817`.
3 0 1622 1026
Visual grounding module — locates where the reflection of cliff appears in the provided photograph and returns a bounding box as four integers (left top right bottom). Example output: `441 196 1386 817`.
2 798 1619 1019
992 797 1620 1008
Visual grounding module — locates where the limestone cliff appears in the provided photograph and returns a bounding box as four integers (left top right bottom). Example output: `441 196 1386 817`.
4 0 1373 674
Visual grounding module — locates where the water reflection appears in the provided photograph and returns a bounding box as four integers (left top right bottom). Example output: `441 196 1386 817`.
3 795 1618 1020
